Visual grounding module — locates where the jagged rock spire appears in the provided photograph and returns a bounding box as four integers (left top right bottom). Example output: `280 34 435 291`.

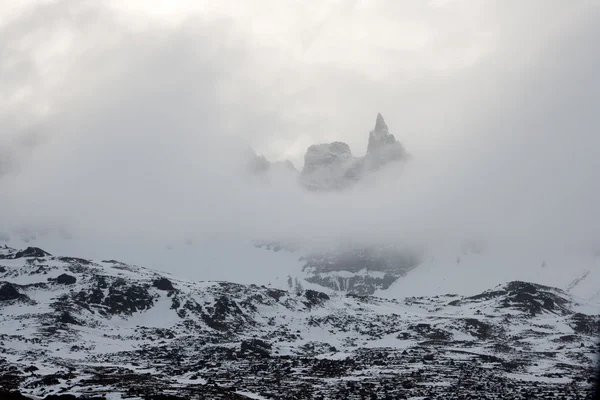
367 113 397 154
366 113 407 168
373 113 389 138
298 113 408 190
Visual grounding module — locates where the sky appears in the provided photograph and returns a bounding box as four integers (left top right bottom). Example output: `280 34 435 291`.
0 0 599 265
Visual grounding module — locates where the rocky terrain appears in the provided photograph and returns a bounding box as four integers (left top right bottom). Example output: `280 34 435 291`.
1 245 599 399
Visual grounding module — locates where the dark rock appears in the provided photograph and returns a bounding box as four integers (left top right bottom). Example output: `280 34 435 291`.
14 247 51 259
304 290 330 308
556 334 578 342
0 391 31 400
462 318 494 340
402 380 415 389
506 281 539 294
470 281 573 316
408 323 453 341
570 313 600 336
58 257 92 265
58 311 80 325
56 274 77 285
0 282 26 301
265 289 285 301
152 278 175 291
202 295 247 331
240 339 272 358
74 281 154 315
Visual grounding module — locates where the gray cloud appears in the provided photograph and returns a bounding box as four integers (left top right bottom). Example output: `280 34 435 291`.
0 0 599 262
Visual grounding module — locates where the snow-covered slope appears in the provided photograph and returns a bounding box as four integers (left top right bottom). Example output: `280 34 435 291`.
5 228 600 305
1 245 599 399
380 245 600 301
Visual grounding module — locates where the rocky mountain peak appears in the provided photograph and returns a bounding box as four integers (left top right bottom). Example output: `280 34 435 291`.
366 113 407 168
244 114 408 191
367 113 394 152
372 113 389 137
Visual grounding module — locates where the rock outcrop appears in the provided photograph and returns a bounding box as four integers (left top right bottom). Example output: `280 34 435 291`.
299 142 362 190
365 113 408 170
299 113 408 191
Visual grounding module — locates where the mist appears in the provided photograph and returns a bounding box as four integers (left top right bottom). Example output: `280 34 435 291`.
1 0 599 267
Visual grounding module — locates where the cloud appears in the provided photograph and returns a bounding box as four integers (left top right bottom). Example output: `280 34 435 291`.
0 0 599 262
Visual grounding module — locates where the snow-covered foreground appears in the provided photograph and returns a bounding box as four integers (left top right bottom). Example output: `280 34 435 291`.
1 245 599 399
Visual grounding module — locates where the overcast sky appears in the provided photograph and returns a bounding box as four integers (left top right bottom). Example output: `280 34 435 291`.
0 0 599 261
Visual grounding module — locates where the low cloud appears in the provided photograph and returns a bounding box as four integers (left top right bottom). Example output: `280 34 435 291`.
0 0 599 262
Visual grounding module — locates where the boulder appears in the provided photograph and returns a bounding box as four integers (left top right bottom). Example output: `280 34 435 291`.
56 273 77 285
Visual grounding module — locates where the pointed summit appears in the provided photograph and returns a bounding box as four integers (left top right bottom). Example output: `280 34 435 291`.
367 113 397 153
366 113 407 168
373 113 389 138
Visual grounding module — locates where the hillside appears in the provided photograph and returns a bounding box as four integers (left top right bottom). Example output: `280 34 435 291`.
1 246 598 399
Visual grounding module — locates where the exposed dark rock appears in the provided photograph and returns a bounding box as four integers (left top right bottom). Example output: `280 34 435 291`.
58 257 92 265
74 280 154 316
0 391 32 400
55 274 77 285
240 339 272 358
265 289 285 301
14 247 51 259
152 278 175 291
57 311 80 325
0 282 26 301
570 313 600 336
406 323 453 341
202 295 247 332
468 281 572 316
303 290 329 308
462 318 495 340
